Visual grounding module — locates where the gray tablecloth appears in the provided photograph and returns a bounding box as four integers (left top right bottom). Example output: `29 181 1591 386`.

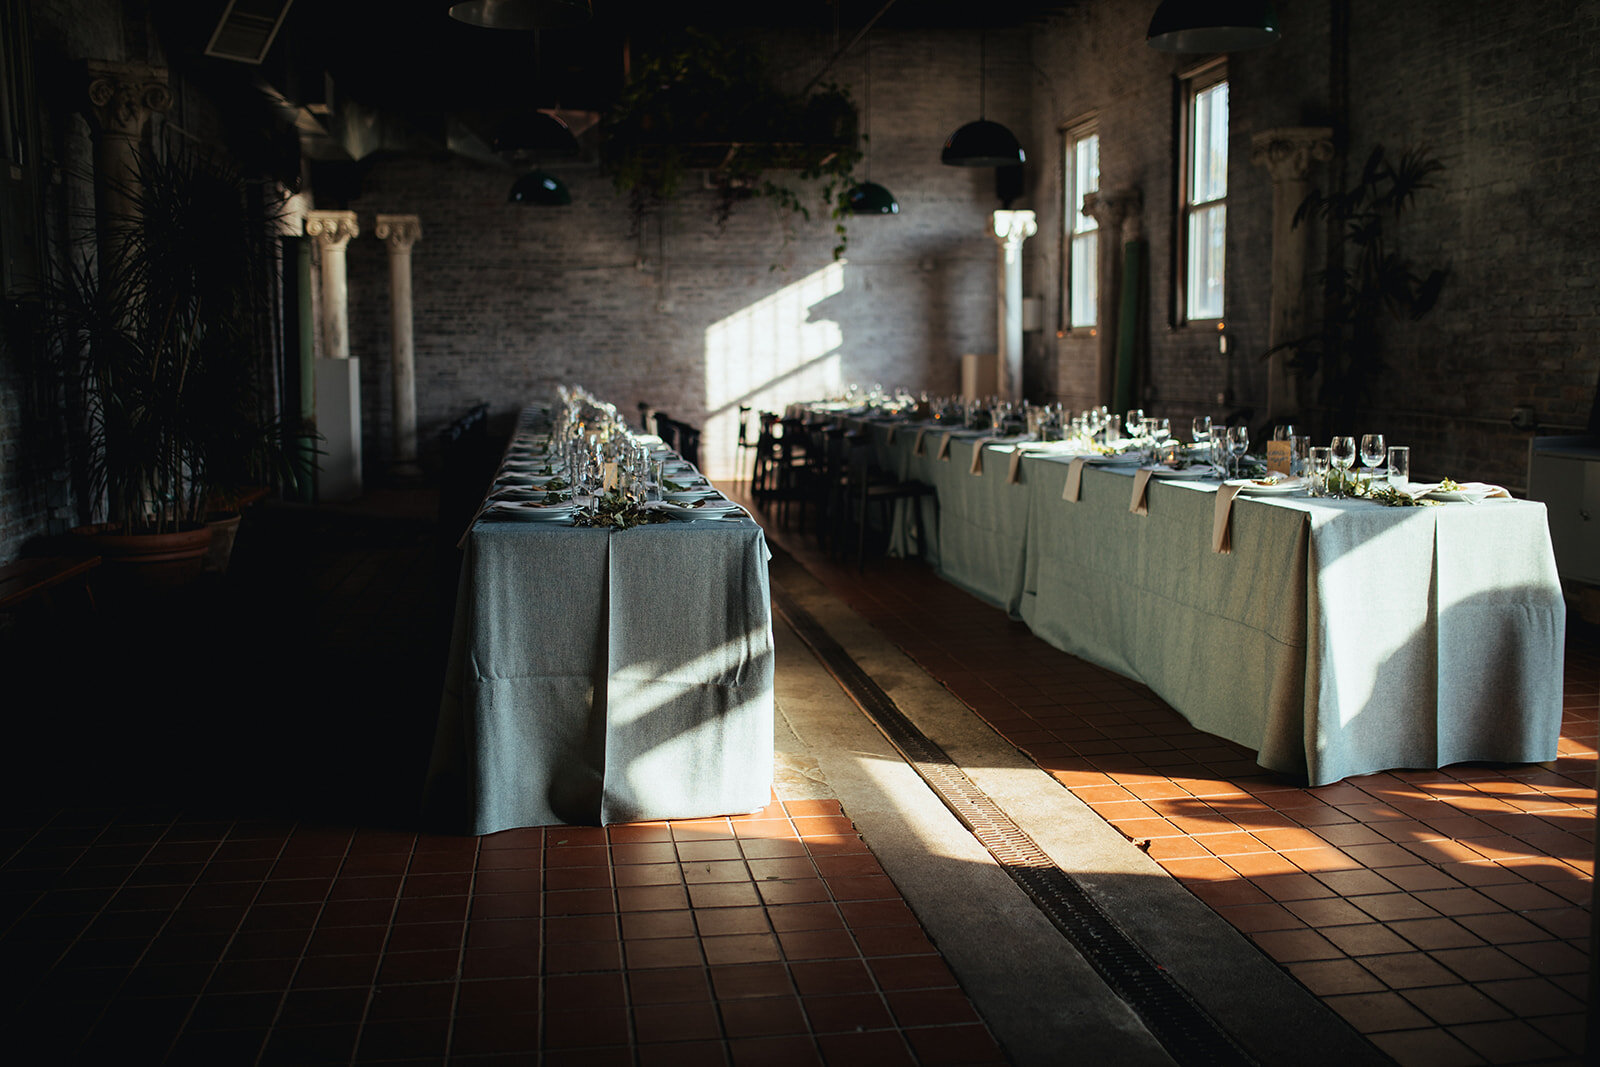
425 496 775 835
843 414 1565 785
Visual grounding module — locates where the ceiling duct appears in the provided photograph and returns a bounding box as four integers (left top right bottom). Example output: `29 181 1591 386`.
204 0 295 65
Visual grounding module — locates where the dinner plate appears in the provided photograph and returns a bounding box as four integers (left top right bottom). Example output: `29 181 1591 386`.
484 501 578 521
1147 465 1215 479
1423 483 1495 503
664 489 720 502
1225 476 1306 495
652 500 743 519
1088 452 1143 466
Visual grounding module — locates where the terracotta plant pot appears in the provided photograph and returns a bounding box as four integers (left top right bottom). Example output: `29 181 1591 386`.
203 512 242 574
71 523 214 590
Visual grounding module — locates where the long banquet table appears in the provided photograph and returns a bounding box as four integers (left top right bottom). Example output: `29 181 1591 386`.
833 412 1566 786
425 414 775 835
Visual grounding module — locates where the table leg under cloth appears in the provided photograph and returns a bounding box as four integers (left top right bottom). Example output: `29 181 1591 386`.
425 522 775 836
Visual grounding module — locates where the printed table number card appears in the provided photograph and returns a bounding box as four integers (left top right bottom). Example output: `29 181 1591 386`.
1265 440 1293 476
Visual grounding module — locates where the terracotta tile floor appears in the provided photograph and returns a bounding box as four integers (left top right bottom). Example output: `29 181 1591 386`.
759 503 1596 1067
0 799 1005 1066
0 498 1005 1066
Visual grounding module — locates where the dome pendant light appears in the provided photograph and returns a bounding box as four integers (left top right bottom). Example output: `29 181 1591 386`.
449 0 593 30
509 170 571 205
1146 0 1281 53
848 32 899 215
942 29 1025 168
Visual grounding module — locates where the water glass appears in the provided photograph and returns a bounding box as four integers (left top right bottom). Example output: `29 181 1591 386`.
1192 415 1212 446
1308 446 1332 496
1387 446 1410 490
1288 435 1310 477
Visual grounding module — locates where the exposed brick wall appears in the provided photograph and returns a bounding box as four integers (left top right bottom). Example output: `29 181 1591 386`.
341 27 1032 480
1027 0 1599 491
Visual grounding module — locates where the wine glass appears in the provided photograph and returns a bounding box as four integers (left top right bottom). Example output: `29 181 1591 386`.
1152 418 1172 445
1124 408 1144 441
1226 425 1250 479
1330 436 1357 497
1360 433 1386 488
1192 415 1212 446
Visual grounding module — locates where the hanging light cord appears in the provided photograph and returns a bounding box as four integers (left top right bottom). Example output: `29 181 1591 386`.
864 35 873 181
979 27 987 120
801 0 901 94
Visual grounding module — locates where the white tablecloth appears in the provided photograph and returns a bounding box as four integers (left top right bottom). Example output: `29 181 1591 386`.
843 415 1565 785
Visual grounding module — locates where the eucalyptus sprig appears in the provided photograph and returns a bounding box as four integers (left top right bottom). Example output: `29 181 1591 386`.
1364 484 1441 507
571 490 670 530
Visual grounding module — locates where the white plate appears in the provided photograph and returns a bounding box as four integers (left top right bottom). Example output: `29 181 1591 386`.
664 489 719 502
652 500 743 519
1225 476 1306 495
1424 485 1495 503
1088 452 1143 466
1147 466 1215 479
485 501 577 521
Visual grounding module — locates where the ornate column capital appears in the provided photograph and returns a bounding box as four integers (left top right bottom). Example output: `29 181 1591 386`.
1083 188 1143 242
305 210 360 249
374 214 422 252
85 60 171 141
1251 127 1335 182
990 209 1038 249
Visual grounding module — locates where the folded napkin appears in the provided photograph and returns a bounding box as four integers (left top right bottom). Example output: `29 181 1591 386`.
937 432 954 460
1062 456 1088 502
1008 449 1025 484
914 428 929 456
1212 483 1244 553
1129 468 1155 515
886 425 897 445
969 439 993 475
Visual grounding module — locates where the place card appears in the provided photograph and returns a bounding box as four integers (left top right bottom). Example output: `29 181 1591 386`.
1265 440 1292 476
1212 483 1244 553
1129 468 1154 515
1062 456 1088 502
937 432 954 460
914 428 929 456
969 439 992 475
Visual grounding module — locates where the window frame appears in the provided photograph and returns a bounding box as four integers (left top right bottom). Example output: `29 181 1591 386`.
1174 58 1228 328
1059 115 1100 335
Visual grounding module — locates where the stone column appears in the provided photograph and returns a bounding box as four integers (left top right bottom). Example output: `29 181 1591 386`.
1251 127 1333 419
990 210 1038 404
305 210 363 501
305 210 360 360
1082 189 1142 408
374 214 422 469
84 61 171 249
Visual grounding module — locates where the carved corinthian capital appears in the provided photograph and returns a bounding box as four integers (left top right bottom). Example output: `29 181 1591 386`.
1250 127 1335 182
374 214 422 252
1082 188 1143 242
305 210 361 249
85 60 172 140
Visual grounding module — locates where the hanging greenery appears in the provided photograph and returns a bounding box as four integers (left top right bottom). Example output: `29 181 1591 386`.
599 30 862 258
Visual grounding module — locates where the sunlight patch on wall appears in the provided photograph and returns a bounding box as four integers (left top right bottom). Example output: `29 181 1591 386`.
701 261 846 478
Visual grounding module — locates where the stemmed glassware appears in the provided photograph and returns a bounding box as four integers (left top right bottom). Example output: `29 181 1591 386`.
1226 425 1249 479
1124 408 1144 441
1359 433 1387 488
1329 436 1357 496
1191 415 1212 446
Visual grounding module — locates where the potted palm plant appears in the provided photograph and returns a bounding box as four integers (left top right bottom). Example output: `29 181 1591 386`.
43 150 298 588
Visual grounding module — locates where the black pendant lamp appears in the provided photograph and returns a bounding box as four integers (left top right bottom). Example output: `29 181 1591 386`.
509 170 571 205
1146 0 1280 52
449 0 592 30
942 29 1024 167
847 33 899 215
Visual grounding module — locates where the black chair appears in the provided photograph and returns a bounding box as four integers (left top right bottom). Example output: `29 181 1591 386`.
735 405 758 483
843 431 936 569
750 412 782 504
676 422 701 468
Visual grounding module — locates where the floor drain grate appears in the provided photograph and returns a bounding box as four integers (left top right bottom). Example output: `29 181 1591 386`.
774 583 1258 1067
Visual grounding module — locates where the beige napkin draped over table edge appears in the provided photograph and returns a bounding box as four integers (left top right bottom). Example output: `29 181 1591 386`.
913 428 928 456
937 432 954 460
886 424 897 445
1212 483 1244 553
1129 468 1154 515
1062 456 1088 502
969 439 994 475
1008 449 1025 484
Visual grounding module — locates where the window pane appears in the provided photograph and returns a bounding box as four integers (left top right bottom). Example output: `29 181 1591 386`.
1071 231 1097 328
1074 134 1099 234
1187 203 1225 320
1191 81 1228 205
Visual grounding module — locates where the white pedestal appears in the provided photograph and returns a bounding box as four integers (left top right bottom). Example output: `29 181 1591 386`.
315 357 363 502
